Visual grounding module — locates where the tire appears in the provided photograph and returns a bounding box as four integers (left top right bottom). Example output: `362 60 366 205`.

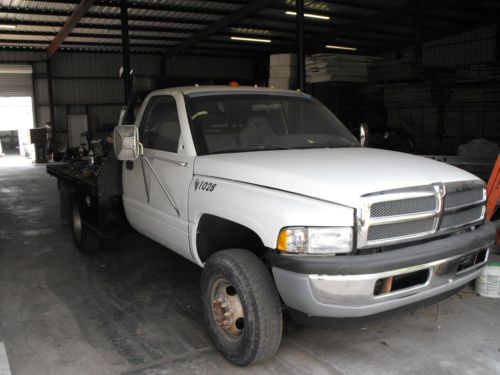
70 199 99 253
201 249 283 366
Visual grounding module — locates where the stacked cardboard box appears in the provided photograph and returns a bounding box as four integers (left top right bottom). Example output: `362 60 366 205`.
269 53 296 90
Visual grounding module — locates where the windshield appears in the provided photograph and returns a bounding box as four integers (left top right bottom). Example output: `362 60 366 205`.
187 93 360 155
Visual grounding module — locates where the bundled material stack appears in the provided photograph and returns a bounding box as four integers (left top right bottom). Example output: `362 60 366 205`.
369 59 424 82
305 54 380 83
384 83 442 107
383 82 445 152
446 63 500 142
359 85 387 129
269 53 296 90
456 63 500 83
449 84 500 103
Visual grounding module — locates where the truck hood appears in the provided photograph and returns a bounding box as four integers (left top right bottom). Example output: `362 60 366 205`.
194 148 479 207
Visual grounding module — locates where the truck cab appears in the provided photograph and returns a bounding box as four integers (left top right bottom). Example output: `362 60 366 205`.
57 85 497 366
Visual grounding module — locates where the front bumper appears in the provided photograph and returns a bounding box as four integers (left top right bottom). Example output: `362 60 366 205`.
271 222 496 318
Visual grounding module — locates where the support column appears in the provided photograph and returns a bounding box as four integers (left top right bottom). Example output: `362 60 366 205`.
46 58 56 140
30 62 38 128
496 22 500 61
296 0 305 91
120 0 132 104
160 56 166 76
414 0 422 59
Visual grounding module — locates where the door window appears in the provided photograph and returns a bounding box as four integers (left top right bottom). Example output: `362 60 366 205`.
140 96 181 152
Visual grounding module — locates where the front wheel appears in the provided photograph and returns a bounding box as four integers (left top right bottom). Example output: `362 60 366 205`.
201 249 283 366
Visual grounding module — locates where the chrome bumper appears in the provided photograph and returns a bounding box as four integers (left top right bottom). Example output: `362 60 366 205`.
273 246 491 318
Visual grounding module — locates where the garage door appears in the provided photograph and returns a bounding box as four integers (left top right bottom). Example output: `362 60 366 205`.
0 64 33 96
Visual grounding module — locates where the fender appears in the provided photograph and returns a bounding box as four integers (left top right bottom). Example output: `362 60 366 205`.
188 175 355 266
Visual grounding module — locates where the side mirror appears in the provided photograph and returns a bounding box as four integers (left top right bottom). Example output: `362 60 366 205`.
360 123 369 147
114 125 142 160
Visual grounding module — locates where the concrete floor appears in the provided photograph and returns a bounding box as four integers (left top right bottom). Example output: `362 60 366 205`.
0 155 499 375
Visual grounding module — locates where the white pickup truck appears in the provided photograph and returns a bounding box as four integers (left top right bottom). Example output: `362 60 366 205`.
49 85 496 366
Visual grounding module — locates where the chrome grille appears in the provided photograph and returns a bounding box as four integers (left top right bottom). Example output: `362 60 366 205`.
370 196 437 217
358 181 486 247
445 188 484 209
441 206 484 230
368 218 435 242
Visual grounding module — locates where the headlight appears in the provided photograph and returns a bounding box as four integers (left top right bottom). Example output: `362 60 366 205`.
277 227 353 255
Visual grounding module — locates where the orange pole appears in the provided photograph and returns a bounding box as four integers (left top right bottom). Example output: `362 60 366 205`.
486 154 500 244
486 154 500 221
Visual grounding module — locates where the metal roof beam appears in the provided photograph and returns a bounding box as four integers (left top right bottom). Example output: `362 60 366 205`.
27 0 236 17
14 0 495 34
47 0 95 57
0 38 278 52
0 7 315 35
0 44 265 57
307 0 486 51
0 19 455 55
164 0 277 57
0 4 455 39
0 4 453 32
0 18 424 47
0 29 295 45
0 24 407 45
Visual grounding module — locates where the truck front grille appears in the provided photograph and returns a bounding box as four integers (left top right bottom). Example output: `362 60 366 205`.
444 187 484 209
358 181 486 247
370 196 437 217
367 218 435 242
441 205 484 230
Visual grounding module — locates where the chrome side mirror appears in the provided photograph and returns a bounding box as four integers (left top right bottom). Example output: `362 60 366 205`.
360 122 369 147
114 125 142 160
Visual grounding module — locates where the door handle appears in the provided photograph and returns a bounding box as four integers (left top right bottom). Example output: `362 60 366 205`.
126 160 134 170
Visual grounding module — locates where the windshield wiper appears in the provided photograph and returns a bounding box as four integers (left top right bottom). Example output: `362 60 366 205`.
304 137 359 148
211 144 294 154
237 144 294 151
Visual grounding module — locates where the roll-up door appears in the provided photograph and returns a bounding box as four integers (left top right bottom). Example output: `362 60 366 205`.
0 64 33 97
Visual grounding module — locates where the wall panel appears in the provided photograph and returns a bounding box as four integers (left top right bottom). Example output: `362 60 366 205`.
5 51 256 145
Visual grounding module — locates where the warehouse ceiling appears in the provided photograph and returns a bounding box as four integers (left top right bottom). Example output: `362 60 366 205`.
0 0 498 57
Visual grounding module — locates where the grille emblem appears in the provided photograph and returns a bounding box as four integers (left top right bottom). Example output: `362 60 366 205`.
433 183 445 199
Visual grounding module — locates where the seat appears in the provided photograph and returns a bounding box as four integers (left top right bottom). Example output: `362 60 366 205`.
238 116 277 146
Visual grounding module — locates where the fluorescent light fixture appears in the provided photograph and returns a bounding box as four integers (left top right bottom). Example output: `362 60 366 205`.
231 36 271 43
0 25 17 29
285 11 330 20
326 44 357 51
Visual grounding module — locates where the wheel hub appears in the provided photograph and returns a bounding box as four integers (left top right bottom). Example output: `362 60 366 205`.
211 280 245 340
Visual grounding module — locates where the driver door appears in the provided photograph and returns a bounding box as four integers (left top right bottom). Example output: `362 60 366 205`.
128 95 194 259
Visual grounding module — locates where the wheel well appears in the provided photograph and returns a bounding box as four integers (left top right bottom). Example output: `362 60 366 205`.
196 214 267 263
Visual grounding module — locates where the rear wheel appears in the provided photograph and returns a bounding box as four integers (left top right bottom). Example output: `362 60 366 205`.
71 202 83 245
71 200 100 252
201 249 283 366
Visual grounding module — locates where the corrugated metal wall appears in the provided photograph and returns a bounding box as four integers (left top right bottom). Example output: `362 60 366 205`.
397 25 497 66
0 50 46 62
1 24 495 147
32 53 165 143
0 51 256 144
422 25 496 66
164 55 254 79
